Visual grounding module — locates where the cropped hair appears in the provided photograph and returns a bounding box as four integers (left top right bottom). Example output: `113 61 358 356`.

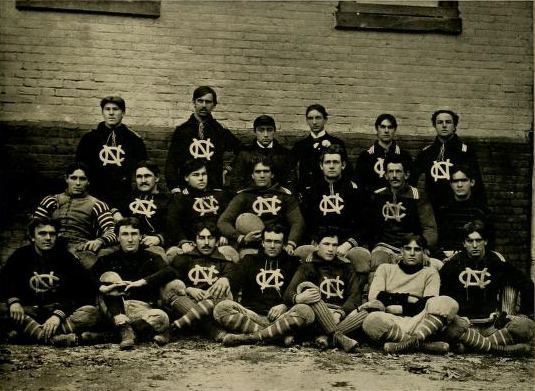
374 113 398 130
193 86 217 106
305 104 328 119
463 220 488 241
262 223 287 241
115 217 141 235
65 162 91 180
135 160 160 177
100 96 126 112
431 109 459 127
320 144 347 164
27 217 60 239
402 234 427 249
193 220 219 238
450 163 476 181
182 158 208 178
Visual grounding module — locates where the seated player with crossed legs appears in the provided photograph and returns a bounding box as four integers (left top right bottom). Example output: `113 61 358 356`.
159 221 234 341
440 220 534 356
362 234 458 354
213 224 314 347
88 217 170 350
0 218 98 345
285 231 369 352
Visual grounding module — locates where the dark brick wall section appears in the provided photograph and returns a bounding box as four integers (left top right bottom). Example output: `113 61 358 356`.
0 121 532 274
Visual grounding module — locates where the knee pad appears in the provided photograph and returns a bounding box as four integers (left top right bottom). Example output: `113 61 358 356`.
212 299 235 321
68 305 101 328
444 315 470 340
99 271 123 284
505 316 535 342
426 296 459 320
296 281 318 294
113 314 130 326
141 309 169 334
347 247 372 273
362 312 394 341
291 304 315 324
160 279 187 303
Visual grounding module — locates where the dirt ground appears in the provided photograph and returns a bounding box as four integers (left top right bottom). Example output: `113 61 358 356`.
1 338 533 391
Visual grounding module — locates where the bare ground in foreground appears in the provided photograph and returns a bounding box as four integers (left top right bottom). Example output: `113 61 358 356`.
1 338 534 391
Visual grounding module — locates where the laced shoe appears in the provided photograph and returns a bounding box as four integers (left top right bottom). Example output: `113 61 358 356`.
384 336 419 354
153 331 170 346
335 333 359 353
283 335 295 347
222 333 258 347
51 333 79 347
315 335 330 350
80 331 116 345
119 324 135 350
421 341 449 355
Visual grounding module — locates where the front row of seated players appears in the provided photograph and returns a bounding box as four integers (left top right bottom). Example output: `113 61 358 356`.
1 216 533 355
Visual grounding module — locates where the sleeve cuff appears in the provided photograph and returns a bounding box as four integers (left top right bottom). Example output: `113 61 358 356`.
52 310 66 320
7 297 20 306
347 238 358 248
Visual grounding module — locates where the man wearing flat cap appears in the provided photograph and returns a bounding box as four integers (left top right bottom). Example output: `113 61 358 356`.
228 115 296 193
76 96 148 211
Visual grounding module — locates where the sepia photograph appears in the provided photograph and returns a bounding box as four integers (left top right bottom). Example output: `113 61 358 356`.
0 1 533 390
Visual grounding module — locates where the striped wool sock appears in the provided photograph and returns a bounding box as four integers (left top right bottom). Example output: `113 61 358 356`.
310 300 337 334
488 329 514 346
336 310 368 335
216 312 262 334
459 328 491 352
169 295 198 316
256 312 308 340
413 314 445 341
384 323 408 342
20 315 44 341
173 299 215 329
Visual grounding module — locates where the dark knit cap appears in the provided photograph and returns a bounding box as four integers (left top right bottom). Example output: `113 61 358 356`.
253 115 276 130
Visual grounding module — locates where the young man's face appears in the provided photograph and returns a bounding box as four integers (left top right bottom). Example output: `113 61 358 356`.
118 225 141 253
193 93 215 119
251 162 273 188
66 169 90 196
196 228 217 255
102 103 124 127
316 236 338 261
135 167 159 193
262 231 284 258
385 162 408 190
32 224 57 253
185 166 208 190
463 231 487 260
376 118 396 145
255 125 276 148
320 153 345 180
450 171 474 200
306 109 327 135
401 239 424 266
434 113 456 139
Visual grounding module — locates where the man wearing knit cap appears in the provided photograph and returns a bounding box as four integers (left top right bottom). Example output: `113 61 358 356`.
410 109 486 214
76 96 148 211
165 86 241 193
228 115 296 192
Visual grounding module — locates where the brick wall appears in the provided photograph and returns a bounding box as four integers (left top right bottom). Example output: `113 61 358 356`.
0 1 532 138
0 1 533 272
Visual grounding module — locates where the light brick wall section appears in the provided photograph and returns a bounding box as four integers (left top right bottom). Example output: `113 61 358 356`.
0 1 532 138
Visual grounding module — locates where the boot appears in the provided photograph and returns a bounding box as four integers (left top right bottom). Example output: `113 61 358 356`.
315 335 330 350
80 331 117 345
384 336 419 354
222 333 259 347
491 343 532 357
51 333 78 347
420 341 449 355
334 333 359 353
118 324 135 350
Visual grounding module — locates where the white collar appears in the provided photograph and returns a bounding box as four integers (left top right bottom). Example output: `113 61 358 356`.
310 130 327 139
257 140 274 149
